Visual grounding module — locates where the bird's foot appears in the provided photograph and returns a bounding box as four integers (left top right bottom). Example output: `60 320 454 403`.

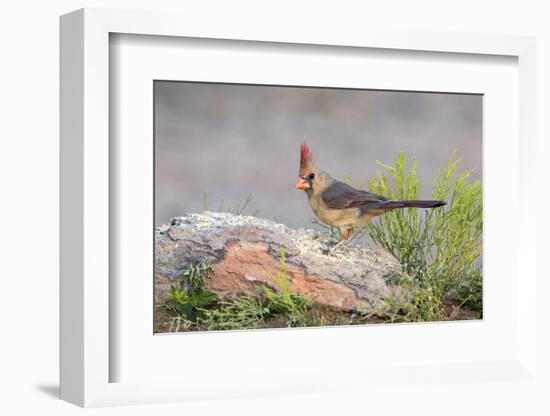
329 238 349 253
328 227 354 253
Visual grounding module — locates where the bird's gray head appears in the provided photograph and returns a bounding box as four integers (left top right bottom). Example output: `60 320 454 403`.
296 143 318 194
295 143 334 196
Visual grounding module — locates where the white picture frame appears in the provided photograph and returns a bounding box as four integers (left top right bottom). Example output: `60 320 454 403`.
60 8 538 408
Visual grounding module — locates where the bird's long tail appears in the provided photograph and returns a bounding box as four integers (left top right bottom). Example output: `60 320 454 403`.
380 200 446 209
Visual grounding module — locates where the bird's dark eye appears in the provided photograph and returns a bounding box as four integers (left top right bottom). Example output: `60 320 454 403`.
308 173 315 180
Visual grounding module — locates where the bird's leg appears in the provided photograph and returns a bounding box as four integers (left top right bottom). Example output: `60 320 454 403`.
342 228 353 240
330 227 354 252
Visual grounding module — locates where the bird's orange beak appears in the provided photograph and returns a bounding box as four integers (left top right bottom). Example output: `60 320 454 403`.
295 178 310 190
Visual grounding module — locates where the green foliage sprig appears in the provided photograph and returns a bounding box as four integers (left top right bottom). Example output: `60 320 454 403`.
198 296 270 330
167 261 216 322
263 249 315 327
202 192 259 217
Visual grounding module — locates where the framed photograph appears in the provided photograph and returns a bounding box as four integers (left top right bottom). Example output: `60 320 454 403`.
60 8 537 407
152 80 482 333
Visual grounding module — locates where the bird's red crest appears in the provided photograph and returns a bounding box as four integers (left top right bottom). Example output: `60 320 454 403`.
300 142 313 174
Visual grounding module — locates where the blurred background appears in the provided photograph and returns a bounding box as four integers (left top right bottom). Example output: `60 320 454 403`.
155 81 482 228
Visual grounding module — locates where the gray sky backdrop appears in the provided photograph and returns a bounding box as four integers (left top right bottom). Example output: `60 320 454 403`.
154 81 482 228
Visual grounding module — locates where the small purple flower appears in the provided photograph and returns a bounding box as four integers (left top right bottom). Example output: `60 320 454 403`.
183 282 191 291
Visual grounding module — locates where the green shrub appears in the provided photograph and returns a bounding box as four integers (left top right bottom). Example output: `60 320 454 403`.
366 152 482 321
198 296 270 330
166 261 217 322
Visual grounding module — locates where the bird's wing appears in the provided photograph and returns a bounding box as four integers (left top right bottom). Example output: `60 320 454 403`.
321 180 387 209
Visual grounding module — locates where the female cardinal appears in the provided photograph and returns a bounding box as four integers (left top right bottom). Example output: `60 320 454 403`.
295 143 446 241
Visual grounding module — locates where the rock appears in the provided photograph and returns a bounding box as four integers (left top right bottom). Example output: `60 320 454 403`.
155 212 401 312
